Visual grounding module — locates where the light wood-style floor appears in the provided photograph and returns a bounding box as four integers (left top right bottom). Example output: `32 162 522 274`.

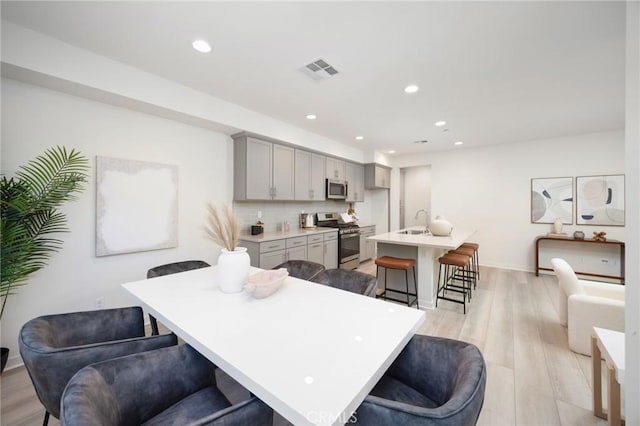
0 265 609 426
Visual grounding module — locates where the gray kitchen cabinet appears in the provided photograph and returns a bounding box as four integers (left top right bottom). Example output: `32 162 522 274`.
346 162 365 202
365 163 391 189
326 157 346 181
307 234 324 264
233 134 294 200
323 232 339 269
359 225 376 262
244 235 308 269
294 150 326 201
259 249 287 270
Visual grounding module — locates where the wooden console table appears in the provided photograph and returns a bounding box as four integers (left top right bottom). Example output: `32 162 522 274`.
535 235 625 283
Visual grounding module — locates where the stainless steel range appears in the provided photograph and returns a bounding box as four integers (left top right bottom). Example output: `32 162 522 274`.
316 212 360 270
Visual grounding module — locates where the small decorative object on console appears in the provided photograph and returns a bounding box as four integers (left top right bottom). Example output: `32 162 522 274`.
593 231 607 242
573 230 585 240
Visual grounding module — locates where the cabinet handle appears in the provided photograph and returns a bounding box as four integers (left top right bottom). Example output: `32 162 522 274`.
268 245 279 249
310 189 314 199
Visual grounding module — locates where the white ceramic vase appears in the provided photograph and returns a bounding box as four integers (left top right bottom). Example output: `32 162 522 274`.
217 247 250 293
430 216 453 236
553 218 563 234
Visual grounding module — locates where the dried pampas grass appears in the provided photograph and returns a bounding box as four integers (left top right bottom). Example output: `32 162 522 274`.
204 204 240 251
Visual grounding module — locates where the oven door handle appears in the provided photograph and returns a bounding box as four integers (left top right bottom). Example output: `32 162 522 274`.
341 233 360 239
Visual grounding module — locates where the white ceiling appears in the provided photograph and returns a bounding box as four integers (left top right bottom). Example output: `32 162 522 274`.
1 1 626 155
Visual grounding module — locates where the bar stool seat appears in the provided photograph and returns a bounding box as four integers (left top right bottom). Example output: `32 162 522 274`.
436 253 472 314
375 256 419 309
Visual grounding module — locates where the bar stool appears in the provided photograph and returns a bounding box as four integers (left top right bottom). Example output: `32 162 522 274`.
448 246 478 291
375 256 419 309
436 253 473 314
460 242 480 281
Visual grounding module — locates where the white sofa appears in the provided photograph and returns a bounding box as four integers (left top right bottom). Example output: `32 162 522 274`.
550 258 625 356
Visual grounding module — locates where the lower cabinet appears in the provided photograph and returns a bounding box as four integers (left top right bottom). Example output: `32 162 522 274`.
241 231 337 270
324 232 338 269
359 225 376 262
307 234 324 265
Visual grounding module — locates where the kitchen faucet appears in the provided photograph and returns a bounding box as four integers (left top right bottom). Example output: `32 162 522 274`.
415 209 430 233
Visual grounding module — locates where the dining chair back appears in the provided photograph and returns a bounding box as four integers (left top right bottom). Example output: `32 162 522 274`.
60 344 273 425
146 260 210 334
19 307 177 425
355 335 486 426
311 269 377 297
273 260 325 281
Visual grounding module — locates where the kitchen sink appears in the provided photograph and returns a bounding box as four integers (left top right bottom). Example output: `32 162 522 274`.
398 229 431 235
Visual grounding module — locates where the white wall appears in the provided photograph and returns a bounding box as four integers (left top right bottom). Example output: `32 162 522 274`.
624 0 640 422
0 78 233 369
391 131 626 271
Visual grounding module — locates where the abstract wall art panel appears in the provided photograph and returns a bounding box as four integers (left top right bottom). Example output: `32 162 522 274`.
96 156 178 256
531 177 573 224
576 174 625 226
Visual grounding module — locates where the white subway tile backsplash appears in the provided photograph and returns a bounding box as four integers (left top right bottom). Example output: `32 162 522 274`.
233 201 350 233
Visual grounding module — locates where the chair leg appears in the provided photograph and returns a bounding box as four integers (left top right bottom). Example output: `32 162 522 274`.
150 314 159 336
43 411 50 426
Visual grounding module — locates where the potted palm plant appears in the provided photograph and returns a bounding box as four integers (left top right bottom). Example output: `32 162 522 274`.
0 146 89 372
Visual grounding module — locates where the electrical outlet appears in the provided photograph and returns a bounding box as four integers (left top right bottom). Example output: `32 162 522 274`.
95 297 105 309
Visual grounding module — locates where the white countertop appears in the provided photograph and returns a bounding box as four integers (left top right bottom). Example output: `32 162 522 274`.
122 266 425 426
368 226 476 249
238 227 337 243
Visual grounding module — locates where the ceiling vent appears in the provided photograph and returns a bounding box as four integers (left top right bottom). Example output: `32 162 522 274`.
300 59 339 81
413 140 429 144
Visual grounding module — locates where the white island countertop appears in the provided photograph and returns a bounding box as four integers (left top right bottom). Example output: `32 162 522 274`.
368 226 476 250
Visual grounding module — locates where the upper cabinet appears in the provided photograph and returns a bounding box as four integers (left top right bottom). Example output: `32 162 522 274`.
346 162 365 202
326 157 346 181
234 135 295 200
365 163 391 189
295 150 326 201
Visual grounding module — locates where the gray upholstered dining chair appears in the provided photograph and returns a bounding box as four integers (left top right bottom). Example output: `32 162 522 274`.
147 260 210 335
19 307 178 426
273 260 325 281
311 268 377 297
60 344 273 426
354 335 486 426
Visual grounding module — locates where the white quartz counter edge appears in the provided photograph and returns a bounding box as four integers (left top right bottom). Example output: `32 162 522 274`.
238 227 337 243
368 227 476 250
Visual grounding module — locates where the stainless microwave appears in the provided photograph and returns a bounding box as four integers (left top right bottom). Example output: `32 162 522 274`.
326 179 347 200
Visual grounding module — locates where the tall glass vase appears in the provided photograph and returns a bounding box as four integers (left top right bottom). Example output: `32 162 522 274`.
217 247 250 293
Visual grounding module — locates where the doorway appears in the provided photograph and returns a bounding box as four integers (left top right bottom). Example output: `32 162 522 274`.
399 166 431 229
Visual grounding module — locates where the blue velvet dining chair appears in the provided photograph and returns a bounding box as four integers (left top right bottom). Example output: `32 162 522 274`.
60 344 273 425
19 307 177 425
354 334 486 425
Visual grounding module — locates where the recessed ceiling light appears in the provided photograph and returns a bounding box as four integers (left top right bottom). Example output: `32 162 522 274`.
192 39 212 53
404 84 419 94
435 121 447 127
306 114 317 120
454 141 464 146
355 136 364 141
388 150 396 154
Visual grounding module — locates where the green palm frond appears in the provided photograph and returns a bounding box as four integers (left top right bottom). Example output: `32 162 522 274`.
1 146 89 319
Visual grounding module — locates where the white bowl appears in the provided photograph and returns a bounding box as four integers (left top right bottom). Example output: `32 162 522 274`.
244 269 289 299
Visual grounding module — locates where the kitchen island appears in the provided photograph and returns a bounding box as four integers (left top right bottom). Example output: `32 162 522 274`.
368 227 476 309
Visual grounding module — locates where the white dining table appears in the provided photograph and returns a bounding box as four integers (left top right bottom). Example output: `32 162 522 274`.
122 266 425 426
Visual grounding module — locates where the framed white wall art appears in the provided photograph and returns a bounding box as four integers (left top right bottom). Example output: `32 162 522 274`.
531 176 573 224
576 174 625 226
96 156 178 256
